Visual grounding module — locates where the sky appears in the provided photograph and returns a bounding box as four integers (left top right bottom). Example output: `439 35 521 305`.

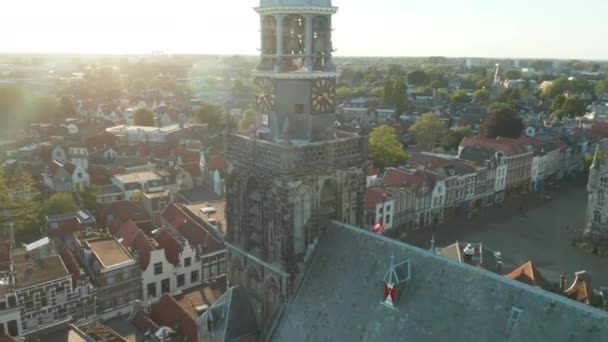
2 0 608 60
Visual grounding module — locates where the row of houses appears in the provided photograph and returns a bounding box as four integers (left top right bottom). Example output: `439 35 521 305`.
366 130 597 231
0 195 227 338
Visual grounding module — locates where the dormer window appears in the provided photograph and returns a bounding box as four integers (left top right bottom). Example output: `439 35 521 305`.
382 256 411 309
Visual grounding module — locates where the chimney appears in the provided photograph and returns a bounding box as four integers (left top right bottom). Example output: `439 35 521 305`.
462 243 475 264
559 272 567 291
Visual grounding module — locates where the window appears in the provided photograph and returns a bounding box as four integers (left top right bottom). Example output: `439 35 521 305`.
184 257 191 267
147 283 157 298
386 205 391 212
177 274 185 287
7 320 18 337
385 215 391 224
594 210 602 223
600 177 607 189
161 278 170 294
294 104 304 114
154 262 163 275
77 172 83 179
599 193 606 207
509 307 523 328
191 270 199 283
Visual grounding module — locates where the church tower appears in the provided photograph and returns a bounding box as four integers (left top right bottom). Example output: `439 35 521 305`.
224 0 368 333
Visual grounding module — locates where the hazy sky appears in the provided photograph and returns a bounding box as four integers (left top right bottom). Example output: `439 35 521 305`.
3 0 608 59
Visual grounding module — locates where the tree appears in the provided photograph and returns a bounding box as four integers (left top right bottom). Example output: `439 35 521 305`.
596 79 608 96
0 85 25 126
391 80 407 114
480 107 524 139
336 86 355 99
561 96 587 117
239 108 257 130
81 184 100 214
369 125 409 168
504 69 522 80
371 87 383 97
451 90 471 104
195 103 224 131
39 193 79 222
134 108 156 126
551 94 566 113
381 81 394 107
29 96 59 122
58 96 77 118
542 77 570 99
473 88 490 102
3 168 40 243
409 112 448 149
407 70 430 87
444 126 473 150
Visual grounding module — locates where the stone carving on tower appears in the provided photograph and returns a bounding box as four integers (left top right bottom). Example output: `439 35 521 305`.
224 0 368 336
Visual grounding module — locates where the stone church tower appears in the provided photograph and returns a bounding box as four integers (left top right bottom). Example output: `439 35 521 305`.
224 0 367 334
586 144 608 233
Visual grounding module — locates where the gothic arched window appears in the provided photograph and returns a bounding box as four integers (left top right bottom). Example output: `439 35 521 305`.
294 187 312 256
598 192 605 207
594 210 602 223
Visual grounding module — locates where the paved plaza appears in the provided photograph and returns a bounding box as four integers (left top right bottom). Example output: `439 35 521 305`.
407 180 608 287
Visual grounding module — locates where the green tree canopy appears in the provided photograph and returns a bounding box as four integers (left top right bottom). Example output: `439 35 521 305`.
504 69 522 80
409 112 448 149
371 87 383 97
336 86 355 99
473 88 490 102
381 81 394 107
1 168 40 243
443 126 473 150
480 107 524 139
550 94 566 113
0 85 26 126
561 95 587 117
407 70 430 87
134 108 156 126
239 108 257 130
369 125 409 168
39 193 79 222
81 184 100 214
596 79 608 96
195 103 224 131
29 96 59 122
451 90 471 104
392 80 407 114
58 96 77 118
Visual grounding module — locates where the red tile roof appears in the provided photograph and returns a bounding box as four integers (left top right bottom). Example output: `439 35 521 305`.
101 201 150 226
60 248 81 281
365 188 389 211
163 203 222 251
131 311 160 334
63 161 77 175
89 166 111 186
367 168 380 177
461 137 528 156
181 163 202 178
150 294 198 342
131 232 156 270
208 154 226 171
156 230 183 266
564 273 600 305
117 220 141 247
506 261 548 289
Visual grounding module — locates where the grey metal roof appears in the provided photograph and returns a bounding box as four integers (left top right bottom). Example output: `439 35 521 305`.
199 286 259 342
271 222 608 342
260 0 332 7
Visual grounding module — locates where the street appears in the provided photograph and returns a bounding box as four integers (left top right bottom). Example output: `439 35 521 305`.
406 180 608 287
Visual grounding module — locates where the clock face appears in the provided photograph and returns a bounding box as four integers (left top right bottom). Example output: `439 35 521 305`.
312 78 336 113
256 78 275 112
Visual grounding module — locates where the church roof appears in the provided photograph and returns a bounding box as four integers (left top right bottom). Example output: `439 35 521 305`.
260 0 332 7
270 222 608 341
